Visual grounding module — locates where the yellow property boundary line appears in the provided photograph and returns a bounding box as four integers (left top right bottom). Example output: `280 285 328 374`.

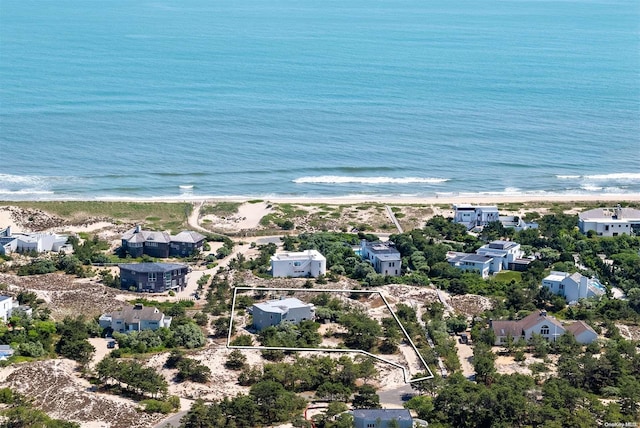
227 287 434 383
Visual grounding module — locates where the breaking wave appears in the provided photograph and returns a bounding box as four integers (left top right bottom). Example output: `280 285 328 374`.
293 176 450 185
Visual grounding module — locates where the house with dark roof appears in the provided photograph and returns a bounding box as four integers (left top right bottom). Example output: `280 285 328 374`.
251 297 315 331
360 240 402 276
491 311 597 346
352 409 413 428
121 226 205 258
119 262 188 293
99 303 172 333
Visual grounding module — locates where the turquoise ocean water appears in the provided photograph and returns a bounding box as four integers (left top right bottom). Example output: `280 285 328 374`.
1 0 639 200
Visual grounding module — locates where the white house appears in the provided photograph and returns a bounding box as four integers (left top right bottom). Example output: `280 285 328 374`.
99 303 172 333
0 226 70 255
453 204 499 228
476 240 525 272
578 205 640 236
565 321 599 344
251 297 315 331
447 240 529 278
0 296 13 322
0 295 33 322
499 215 539 231
542 271 606 304
446 252 493 278
491 311 597 345
270 250 326 278
360 240 402 276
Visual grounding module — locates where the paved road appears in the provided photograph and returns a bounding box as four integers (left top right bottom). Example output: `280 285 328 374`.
378 384 415 407
154 411 187 428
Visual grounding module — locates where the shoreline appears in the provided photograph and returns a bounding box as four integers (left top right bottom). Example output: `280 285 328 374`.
3 193 640 205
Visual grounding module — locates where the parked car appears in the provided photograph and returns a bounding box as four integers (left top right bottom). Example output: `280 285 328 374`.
107 340 116 349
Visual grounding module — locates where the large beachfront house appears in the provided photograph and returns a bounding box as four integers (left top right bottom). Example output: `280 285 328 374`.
452 205 538 231
447 240 530 278
491 311 597 346
119 262 188 293
121 226 206 258
453 204 500 229
251 297 315 331
360 240 402 276
542 271 606 303
270 250 326 278
99 303 172 333
578 205 640 236
0 226 70 255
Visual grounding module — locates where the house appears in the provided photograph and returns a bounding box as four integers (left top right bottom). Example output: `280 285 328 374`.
0 226 70 255
446 240 529 278
251 297 315 331
452 205 538 231
0 345 14 361
0 295 33 322
453 204 499 229
578 205 640 236
270 249 326 278
169 231 207 257
360 240 402 276
476 240 525 273
446 252 493 278
99 303 172 333
0 296 13 322
119 262 188 293
498 215 539 231
491 311 597 345
352 409 413 428
565 321 599 344
542 271 606 304
121 226 205 258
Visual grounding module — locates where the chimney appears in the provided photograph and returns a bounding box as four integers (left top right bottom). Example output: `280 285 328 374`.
489 318 493 328
134 225 141 233
134 303 143 310
540 310 547 317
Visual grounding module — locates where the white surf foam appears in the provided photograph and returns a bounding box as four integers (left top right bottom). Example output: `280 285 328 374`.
582 173 640 181
293 176 449 185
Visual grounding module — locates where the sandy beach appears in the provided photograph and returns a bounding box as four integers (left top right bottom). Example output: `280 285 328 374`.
81 192 640 205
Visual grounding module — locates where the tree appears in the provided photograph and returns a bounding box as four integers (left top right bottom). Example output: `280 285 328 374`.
351 384 380 409
225 350 247 370
173 323 205 349
340 310 381 352
473 343 496 386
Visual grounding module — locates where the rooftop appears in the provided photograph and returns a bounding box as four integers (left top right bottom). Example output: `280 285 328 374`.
108 304 166 323
271 249 325 261
352 409 412 421
253 297 313 314
118 262 187 273
171 230 206 243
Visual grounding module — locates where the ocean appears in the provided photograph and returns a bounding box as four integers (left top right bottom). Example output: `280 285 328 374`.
1 0 639 201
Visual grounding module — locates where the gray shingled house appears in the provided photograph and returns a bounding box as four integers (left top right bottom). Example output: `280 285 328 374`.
119 262 188 293
99 303 172 333
121 226 205 258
